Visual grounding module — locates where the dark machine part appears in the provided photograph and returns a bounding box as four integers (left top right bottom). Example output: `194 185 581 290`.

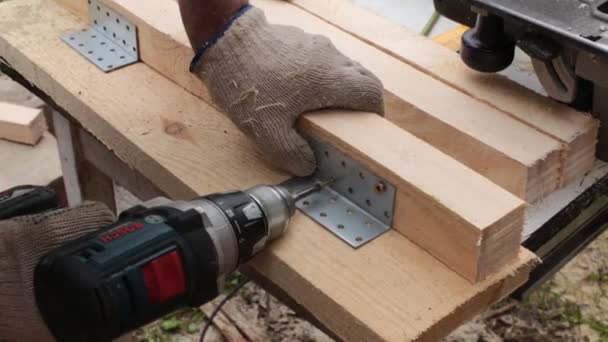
434 0 608 160
515 175 608 299
32 182 325 342
0 185 59 220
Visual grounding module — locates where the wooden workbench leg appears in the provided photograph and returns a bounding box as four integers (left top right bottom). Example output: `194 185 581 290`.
52 110 117 212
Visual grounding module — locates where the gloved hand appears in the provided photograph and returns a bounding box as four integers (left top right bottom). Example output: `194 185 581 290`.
0 202 115 341
191 5 385 176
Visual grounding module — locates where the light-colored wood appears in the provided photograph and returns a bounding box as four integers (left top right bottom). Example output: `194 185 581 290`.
0 1 537 340
432 25 468 51
53 110 117 211
286 0 599 188
45 0 530 281
55 0 565 204
53 110 83 206
0 100 45 145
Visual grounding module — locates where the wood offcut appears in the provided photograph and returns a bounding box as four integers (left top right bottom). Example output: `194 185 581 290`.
0 101 46 145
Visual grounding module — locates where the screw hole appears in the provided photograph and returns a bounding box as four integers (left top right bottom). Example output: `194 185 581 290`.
384 211 390 218
122 39 126 45
120 55 125 59
103 26 107 31
366 199 372 207
320 212 327 217
132 46 137 52
82 28 88 32
107 65 113 68
93 20 98 24
78 43 84 47
347 187 354 194
110 48 115 52
87 50 93 54
126 25 130 31
97 57 103 61
302 201 309 206
359 172 365 180
91 35 97 38
356 237 363 242
346 209 353 215
113 32 117 38
106 11 110 17
324 150 329 158
70 36 75 40
96 5 100 10
100 41 106 45
116 18 120 24
341 161 346 168
337 224 345 229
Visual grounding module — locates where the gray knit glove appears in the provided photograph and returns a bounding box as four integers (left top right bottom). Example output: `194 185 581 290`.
191 6 385 176
0 202 115 341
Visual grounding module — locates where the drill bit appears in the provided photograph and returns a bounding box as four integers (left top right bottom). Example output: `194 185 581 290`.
292 177 335 201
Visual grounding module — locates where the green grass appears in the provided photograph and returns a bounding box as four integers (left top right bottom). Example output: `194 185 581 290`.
135 308 206 342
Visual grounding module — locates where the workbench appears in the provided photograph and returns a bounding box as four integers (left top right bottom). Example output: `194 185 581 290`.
2 0 606 340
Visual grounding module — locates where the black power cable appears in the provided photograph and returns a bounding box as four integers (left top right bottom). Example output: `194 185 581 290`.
199 279 251 342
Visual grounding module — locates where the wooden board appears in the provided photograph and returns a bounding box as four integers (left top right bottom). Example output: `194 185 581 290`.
0 1 538 339
7 0 527 283
0 101 45 145
44 0 533 282
54 0 565 204
285 0 599 188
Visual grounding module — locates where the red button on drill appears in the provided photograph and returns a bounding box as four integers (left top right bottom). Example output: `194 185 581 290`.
142 251 186 303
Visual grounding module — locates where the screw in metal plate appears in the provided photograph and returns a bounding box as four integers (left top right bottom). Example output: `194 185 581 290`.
374 181 387 194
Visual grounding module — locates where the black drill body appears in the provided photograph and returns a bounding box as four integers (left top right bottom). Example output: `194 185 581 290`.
30 184 300 342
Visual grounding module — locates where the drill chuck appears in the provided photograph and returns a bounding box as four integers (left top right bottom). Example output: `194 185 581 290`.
34 184 298 342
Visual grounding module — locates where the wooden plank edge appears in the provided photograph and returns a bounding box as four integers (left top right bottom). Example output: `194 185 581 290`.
54 0 565 204
250 240 538 342
562 127 599 187
2 0 527 283
415 249 538 341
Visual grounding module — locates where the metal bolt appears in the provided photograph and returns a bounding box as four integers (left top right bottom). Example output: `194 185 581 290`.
374 181 387 194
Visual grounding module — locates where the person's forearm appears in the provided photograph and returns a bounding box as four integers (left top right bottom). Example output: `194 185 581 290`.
177 0 249 51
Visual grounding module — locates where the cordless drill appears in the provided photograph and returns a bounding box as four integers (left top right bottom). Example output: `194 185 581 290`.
24 180 329 342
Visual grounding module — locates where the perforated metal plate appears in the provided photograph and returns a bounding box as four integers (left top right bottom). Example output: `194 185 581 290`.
61 0 138 72
293 138 396 248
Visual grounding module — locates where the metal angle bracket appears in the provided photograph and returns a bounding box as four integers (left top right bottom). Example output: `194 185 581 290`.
61 0 139 72
292 138 396 248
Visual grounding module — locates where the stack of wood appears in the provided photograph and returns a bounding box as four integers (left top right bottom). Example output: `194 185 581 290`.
53 0 598 279
0 0 598 339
